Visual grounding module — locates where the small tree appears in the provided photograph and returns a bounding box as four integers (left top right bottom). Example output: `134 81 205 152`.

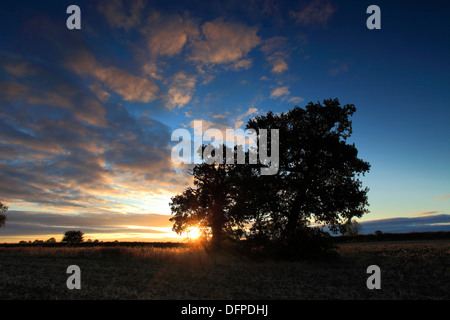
0 202 8 228
374 230 383 237
62 230 84 245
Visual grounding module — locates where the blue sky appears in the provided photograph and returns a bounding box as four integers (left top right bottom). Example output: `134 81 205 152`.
0 0 449 242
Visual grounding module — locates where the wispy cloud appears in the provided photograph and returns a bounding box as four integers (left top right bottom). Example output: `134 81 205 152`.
0 48 190 215
166 72 197 109
0 81 107 128
409 210 439 217
268 86 303 105
288 96 305 104
98 0 145 31
270 86 290 99
141 11 200 58
329 62 349 76
290 0 335 27
357 214 450 234
67 50 160 103
189 18 261 69
435 195 450 200
260 36 291 74
1 211 176 241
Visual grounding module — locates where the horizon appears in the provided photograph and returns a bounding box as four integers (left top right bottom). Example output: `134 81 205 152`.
0 0 449 243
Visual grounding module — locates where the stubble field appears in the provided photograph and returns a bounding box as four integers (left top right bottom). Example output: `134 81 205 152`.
0 240 449 300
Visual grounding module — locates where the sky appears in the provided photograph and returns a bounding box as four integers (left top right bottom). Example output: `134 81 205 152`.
0 0 449 242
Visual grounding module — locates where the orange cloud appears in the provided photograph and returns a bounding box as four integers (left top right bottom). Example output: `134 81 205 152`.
409 211 439 217
67 50 159 103
98 0 145 31
189 18 261 68
270 86 290 99
3 60 39 78
0 81 107 127
260 36 291 74
141 12 200 58
166 72 197 109
290 0 335 27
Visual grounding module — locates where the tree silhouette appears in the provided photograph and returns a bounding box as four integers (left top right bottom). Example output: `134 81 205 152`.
246 98 370 247
170 145 255 246
62 230 84 245
170 98 370 257
0 202 8 228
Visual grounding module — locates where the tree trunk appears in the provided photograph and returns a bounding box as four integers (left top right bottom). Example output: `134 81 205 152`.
211 223 223 246
286 196 302 240
210 203 226 247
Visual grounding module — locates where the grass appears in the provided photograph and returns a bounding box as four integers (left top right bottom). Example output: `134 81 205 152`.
0 240 449 299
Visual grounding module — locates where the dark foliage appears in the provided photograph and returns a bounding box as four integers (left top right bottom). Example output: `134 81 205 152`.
170 99 370 260
0 202 8 228
334 231 450 243
62 230 84 245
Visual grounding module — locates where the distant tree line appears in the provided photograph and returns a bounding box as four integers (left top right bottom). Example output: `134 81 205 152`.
335 230 450 243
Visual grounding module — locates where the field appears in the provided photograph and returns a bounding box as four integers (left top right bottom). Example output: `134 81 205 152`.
0 240 449 300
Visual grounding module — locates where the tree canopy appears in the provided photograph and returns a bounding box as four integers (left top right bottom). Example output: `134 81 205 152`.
170 99 370 256
62 230 84 245
245 98 370 241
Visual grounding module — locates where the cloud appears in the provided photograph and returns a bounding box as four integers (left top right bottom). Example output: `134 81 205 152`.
329 62 349 76
357 214 450 234
288 96 305 104
290 0 335 27
269 86 303 104
141 12 200 58
410 211 440 217
0 74 188 214
260 36 291 74
270 86 290 99
141 61 162 80
189 18 261 69
166 72 197 109
0 108 189 214
67 50 159 103
2 58 39 78
89 82 111 103
232 108 260 129
435 195 450 200
0 17 196 217
270 59 289 74
244 108 259 117
0 211 174 239
0 81 107 128
98 0 145 31
13 15 159 104
95 66 159 103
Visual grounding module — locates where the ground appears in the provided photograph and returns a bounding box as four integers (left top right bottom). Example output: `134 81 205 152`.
0 240 449 299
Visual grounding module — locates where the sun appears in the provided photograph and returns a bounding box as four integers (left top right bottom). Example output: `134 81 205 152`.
186 226 202 240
